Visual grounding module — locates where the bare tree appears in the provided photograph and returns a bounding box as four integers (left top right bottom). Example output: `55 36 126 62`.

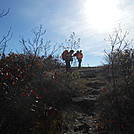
19 25 62 58
63 32 80 50
20 25 46 56
0 8 12 58
104 25 133 88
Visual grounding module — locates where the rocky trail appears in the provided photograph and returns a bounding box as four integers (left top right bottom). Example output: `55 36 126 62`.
62 67 105 134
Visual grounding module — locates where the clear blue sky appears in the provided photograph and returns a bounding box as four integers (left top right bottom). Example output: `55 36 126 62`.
0 0 134 66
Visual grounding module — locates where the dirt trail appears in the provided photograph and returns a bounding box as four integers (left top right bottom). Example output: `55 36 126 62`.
62 67 105 134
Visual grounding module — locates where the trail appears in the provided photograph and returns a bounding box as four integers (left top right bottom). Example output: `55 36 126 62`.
62 67 105 134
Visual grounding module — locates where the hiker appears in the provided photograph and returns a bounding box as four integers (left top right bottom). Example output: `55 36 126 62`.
63 50 74 72
76 50 83 68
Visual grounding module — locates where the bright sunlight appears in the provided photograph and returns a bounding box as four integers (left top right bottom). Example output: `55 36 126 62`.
83 0 121 32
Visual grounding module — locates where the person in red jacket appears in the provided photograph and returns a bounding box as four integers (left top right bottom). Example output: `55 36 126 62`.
76 50 83 68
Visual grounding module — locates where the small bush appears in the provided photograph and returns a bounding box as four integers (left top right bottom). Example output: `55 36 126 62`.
96 82 134 134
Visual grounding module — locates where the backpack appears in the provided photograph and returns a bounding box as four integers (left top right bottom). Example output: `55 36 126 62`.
61 50 68 60
77 52 83 60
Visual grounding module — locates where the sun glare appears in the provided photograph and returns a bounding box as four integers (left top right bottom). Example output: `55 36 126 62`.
83 0 121 32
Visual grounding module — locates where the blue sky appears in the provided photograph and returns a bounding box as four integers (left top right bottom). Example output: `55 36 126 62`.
0 0 134 66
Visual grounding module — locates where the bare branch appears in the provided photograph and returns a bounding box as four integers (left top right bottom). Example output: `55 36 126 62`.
43 40 51 57
0 27 12 44
19 36 30 54
20 25 47 57
63 32 80 51
0 27 12 54
0 8 10 18
50 43 62 56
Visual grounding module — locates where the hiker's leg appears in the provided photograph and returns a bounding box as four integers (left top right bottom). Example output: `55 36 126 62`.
66 60 70 71
65 60 68 71
80 60 82 67
78 59 82 68
68 61 71 71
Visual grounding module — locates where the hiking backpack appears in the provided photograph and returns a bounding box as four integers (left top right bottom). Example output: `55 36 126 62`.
61 50 68 60
77 52 83 59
